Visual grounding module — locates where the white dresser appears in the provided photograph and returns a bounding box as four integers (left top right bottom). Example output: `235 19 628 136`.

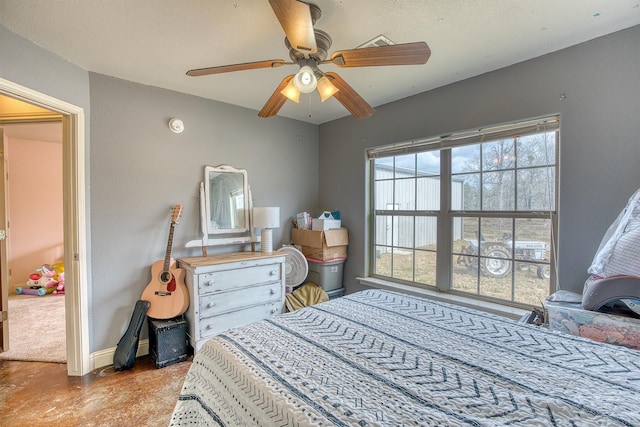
178 251 286 353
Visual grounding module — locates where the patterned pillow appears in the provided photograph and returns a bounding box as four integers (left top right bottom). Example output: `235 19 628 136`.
589 189 640 278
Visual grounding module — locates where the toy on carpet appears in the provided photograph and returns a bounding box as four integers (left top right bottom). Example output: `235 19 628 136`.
52 271 65 295
15 286 47 296
16 262 64 296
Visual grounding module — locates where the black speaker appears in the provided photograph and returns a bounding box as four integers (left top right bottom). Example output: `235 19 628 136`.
147 316 188 368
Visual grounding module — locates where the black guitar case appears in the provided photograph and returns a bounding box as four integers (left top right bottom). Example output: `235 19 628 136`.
113 299 150 371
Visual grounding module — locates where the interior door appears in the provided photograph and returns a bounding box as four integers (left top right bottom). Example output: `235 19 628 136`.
0 129 9 352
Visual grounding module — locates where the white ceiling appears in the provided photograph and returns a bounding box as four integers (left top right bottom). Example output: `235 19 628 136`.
1 1 639 124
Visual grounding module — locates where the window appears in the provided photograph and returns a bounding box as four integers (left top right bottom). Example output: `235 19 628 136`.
368 117 558 307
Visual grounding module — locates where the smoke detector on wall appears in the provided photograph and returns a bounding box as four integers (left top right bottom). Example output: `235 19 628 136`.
168 118 184 133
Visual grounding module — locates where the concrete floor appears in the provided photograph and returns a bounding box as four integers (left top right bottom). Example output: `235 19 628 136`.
0 356 192 426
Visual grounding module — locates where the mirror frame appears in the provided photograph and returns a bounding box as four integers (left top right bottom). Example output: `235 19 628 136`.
203 164 250 235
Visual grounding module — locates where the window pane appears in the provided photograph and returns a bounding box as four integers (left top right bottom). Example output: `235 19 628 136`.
395 154 415 177
514 218 550 265
514 262 550 305
415 250 437 285
482 139 515 171
374 245 391 277
417 177 439 210
374 157 393 180
452 217 480 293
415 216 437 249
392 248 414 281
396 216 414 248
517 167 555 211
452 144 480 174
395 178 415 210
452 253 478 294
480 217 513 246
453 173 480 210
480 272 513 301
417 151 440 176
453 217 478 254
374 180 394 210
482 171 515 210
374 215 391 246
517 132 556 168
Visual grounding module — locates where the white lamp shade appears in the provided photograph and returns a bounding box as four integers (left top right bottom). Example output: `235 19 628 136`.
293 66 317 94
253 207 280 229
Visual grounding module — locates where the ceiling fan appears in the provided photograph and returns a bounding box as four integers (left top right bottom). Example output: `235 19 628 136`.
186 0 431 119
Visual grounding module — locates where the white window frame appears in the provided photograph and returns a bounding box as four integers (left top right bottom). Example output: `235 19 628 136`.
366 116 559 308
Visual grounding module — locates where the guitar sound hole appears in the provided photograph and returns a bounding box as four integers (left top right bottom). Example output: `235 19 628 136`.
160 271 172 283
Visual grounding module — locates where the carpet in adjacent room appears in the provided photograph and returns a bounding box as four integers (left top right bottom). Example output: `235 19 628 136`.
0 294 66 363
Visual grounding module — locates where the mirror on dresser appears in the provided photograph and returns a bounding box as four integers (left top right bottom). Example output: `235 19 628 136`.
204 164 249 234
186 164 256 249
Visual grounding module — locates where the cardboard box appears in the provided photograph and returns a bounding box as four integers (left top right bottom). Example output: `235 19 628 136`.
311 218 342 231
291 228 348 260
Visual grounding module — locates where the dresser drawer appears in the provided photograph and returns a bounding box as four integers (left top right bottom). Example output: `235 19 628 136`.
199 301 282 338
199 282 282 316
197 263 281 293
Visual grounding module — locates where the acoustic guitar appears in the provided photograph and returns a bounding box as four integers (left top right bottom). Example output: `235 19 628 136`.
141 205 189 319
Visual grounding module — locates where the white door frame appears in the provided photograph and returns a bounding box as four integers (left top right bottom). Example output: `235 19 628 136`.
0 77 89 376
0 139 8 352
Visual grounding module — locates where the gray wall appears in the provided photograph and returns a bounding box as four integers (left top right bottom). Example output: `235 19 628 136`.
89 74 318 350
0 25 90 111
319 25 640 295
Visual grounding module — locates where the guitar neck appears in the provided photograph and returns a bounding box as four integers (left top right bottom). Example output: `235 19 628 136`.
163 222 176 271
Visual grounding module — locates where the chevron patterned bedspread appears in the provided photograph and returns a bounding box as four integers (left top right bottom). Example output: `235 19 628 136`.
170 289 640 426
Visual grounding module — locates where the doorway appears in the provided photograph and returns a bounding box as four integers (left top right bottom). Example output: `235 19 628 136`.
0 111 65 362
0 77 89 376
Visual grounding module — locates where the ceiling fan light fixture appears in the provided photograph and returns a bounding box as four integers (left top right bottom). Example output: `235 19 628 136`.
280 79 301 103
293 66 317 93
317 76 339 102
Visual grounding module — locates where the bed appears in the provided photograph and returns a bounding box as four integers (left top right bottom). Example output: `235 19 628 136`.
170 289 640 426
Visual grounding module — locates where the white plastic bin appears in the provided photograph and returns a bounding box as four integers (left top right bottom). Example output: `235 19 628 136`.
306 258 345 291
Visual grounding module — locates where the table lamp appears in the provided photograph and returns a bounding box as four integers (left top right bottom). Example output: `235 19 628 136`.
253 207 280 253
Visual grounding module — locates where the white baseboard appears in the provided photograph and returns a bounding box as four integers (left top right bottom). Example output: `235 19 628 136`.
90 339 149 372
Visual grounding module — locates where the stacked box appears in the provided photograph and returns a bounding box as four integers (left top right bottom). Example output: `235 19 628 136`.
307 258 345 291
291 228 349 260
148 316 188 368
311 218 342 230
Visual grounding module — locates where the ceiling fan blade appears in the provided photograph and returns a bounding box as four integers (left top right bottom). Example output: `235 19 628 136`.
269 0 317 55
326 41 431 68
324 72 375 119
186 60 287 77
258 75 295 118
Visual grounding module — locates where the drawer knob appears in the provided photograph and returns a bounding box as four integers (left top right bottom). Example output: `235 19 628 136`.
270 288 276 295
206 324 213 330
270 308 277 314
269 269 277 276
207 302 215 308
206 279 215 286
